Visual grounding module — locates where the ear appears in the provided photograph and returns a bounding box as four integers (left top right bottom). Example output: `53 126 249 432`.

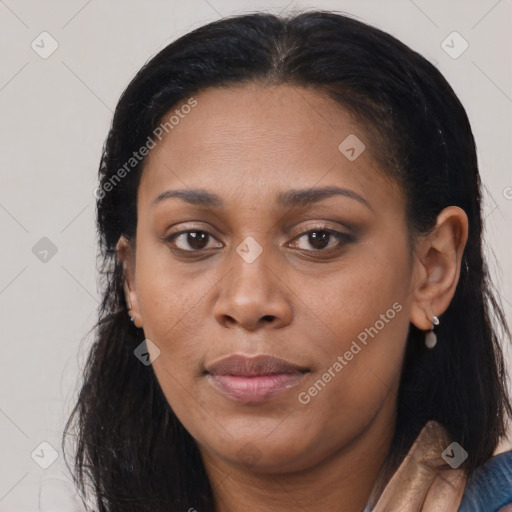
116 235 143 328
410 206 468 330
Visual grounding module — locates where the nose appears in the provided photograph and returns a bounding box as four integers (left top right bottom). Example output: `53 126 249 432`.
213 243 293 331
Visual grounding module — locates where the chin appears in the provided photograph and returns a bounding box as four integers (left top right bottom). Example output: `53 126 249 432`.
201 427 327 474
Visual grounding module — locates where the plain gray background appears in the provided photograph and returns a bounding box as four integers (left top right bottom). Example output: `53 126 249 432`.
1 0 511 510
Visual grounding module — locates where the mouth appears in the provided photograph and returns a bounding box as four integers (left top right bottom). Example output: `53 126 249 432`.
204 354 309 404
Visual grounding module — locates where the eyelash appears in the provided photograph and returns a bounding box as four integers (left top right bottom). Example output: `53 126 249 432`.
164 224 354 256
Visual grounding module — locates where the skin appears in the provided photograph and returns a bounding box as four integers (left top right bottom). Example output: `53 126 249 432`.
117 83 468 511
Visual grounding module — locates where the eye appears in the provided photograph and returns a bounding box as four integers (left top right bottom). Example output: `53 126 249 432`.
165 230 223 252
287 226 353 252
164 225 353 256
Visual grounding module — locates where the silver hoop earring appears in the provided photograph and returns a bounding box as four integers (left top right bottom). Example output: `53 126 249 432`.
425 316 439 349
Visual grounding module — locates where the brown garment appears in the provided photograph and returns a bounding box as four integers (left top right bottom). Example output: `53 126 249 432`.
365 420 467 511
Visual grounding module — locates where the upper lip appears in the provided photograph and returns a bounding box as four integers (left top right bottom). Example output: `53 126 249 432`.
205 354 308 377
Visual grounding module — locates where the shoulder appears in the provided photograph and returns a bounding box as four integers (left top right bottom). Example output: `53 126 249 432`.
457 449 512 512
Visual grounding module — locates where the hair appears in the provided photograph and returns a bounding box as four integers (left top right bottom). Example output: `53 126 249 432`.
63 9 512 512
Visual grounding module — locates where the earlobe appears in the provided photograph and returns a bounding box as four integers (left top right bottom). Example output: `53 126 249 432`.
124 282 140 324
409 206 468 333
410 300 437 331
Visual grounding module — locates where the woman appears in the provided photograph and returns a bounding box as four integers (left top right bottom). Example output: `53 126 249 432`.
63 10 512 511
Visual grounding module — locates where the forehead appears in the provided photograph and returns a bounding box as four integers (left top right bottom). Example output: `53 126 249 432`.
138 83 402 212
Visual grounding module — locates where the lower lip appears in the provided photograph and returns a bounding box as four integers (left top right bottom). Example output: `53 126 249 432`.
207 373 306 403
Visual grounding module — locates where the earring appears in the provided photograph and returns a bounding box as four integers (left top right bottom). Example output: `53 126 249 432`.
425 316 439 349
130 317 134 323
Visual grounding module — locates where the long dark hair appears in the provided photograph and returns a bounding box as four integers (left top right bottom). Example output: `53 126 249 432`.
63 10 512 511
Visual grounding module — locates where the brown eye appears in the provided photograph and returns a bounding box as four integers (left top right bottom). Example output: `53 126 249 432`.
166 230 223 252
306 231 331 250
288 227 353 252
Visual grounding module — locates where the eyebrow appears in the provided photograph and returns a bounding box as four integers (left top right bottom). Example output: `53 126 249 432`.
152 185 372 211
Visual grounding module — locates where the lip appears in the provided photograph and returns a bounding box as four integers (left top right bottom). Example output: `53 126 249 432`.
205 354 309 404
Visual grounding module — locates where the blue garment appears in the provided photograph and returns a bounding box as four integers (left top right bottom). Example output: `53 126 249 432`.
457 450 512 511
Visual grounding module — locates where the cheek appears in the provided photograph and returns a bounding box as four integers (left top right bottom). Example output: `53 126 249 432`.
311 240 410 343
290 263 409 462
297 237 411 397
133 246 211 366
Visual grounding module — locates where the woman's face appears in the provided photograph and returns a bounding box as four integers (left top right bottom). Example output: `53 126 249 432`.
120 83 420 474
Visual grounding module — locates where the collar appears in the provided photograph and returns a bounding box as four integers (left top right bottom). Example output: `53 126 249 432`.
364 420 467 511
